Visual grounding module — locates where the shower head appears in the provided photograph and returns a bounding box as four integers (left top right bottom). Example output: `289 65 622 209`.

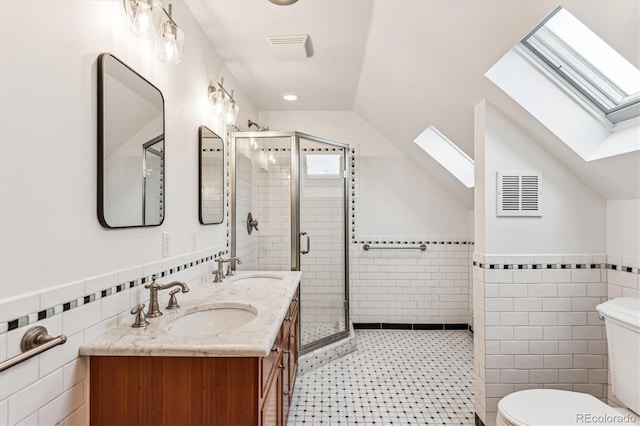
248 119 269 132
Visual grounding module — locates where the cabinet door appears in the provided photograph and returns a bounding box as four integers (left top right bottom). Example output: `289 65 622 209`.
260 365 282 426
288 311 299 392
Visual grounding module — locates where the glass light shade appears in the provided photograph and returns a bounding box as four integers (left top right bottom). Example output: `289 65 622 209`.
224 99 239 126
155 21 185 64
125 0 163 39
209 88 226 117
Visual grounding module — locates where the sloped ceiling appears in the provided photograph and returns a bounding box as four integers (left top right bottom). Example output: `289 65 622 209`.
185 0 640 204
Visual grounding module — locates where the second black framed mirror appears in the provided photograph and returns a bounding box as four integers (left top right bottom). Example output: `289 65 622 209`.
199 126 224 225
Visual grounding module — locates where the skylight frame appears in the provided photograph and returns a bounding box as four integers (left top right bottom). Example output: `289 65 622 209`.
413 126 474 188
521 6 640 124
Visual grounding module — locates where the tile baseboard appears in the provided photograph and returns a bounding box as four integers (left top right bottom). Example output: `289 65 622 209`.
354 322 471 331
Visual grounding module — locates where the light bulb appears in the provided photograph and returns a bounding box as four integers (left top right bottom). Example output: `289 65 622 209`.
209 88 226 116
224 98 239 126
126 0 162 39
156 20 184 64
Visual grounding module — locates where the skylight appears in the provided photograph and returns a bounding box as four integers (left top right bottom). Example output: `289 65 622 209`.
522 6 640 123
414 126 474 188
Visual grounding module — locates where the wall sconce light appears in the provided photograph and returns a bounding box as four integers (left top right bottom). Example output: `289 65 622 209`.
124 0 185 64
208 77 240 127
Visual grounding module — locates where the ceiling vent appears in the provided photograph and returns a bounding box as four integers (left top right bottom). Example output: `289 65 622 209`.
497 172 542 217
267 34 312 60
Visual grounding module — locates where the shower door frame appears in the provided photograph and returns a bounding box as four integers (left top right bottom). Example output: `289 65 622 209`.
230 131 350 354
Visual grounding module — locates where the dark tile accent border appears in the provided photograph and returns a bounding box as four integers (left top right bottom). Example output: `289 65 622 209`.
354 322 472 331
382 323 412 330
353 323 382 330
472 260 639 274
1 252 223 335
475 413 486 426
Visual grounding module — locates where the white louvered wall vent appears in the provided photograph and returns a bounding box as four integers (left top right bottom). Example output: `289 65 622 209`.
497 172 542 217
267 34 312 60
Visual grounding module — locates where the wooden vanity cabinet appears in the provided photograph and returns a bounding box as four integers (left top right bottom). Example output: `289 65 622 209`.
260 287 299 426
89 286 300 426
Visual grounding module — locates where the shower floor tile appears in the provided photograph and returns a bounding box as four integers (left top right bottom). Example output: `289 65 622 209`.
287 329 474 425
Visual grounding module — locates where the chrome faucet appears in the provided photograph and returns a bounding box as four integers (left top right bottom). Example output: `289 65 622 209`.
144 276 189 318
214 252 243 283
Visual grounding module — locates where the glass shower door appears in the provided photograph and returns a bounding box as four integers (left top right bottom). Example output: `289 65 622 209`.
296 135 349 351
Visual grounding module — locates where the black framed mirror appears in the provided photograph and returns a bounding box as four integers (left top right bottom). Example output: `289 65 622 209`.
199 126 224 225
97 53 165 228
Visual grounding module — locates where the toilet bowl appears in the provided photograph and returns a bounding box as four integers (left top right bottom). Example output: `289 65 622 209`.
496 297 640 426
496 389 634 426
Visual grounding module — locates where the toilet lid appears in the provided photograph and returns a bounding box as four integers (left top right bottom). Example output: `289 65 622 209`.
498 389 622 425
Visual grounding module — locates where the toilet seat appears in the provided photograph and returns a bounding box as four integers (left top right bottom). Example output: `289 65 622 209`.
498 389 623 425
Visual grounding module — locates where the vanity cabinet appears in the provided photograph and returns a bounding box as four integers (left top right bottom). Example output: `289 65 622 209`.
89 286 299 426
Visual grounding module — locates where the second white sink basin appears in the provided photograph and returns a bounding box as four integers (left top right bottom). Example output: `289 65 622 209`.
230 273 284 284
166 304 257 337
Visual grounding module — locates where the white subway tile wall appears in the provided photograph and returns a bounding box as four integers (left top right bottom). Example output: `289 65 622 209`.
474 253 640 426
350 242 470 324
0 250 217 425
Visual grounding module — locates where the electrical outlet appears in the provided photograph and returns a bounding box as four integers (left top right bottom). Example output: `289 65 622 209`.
162 232 170 257
191 231 197 252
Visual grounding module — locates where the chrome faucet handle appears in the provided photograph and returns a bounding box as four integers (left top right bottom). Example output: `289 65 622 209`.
165 288 181 310
131 304 149 328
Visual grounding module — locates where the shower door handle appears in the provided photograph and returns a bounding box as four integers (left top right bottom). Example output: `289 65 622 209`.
300 232 310 255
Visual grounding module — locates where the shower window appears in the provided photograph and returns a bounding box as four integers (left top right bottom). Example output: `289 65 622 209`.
304 153 342 178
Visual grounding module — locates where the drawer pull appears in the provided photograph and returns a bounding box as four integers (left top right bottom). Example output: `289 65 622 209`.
279 364 285 370
271 347 279 353
293 297 299 302
284 317 292 322
284 349 290 354
283 391 290 396
290 333 295 338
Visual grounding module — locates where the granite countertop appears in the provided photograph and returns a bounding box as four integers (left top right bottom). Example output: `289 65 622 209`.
79 270 301 358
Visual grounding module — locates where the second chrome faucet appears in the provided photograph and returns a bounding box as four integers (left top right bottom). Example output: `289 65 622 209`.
214 252 242 283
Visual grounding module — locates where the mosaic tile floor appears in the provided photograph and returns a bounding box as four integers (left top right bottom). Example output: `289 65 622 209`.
288 330 475 425
301 321 346 346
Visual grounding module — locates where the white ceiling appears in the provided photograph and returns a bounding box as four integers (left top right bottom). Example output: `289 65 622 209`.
185 0 640 205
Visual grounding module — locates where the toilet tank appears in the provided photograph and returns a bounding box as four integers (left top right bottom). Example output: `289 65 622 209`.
596 297 640 415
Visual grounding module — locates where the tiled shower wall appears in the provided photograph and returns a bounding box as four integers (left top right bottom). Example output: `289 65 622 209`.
299 163 346 335
472 253 640 426
0 251 217 426
258 150 291 272
235 151 260 270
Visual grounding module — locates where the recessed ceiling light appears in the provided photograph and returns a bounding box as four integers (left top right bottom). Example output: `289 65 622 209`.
282 92 298 101
269 0 298 5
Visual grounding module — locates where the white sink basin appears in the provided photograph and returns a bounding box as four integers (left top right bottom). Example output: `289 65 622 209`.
230 273 284 284
165 304 257 337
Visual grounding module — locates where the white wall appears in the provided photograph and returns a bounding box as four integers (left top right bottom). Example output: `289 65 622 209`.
606 200 640 260
259 111 472 240
478 102 606 255
0 1 256 424
0 0 257 299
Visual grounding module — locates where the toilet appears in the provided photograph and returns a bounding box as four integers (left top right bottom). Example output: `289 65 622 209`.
496 297 640 426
